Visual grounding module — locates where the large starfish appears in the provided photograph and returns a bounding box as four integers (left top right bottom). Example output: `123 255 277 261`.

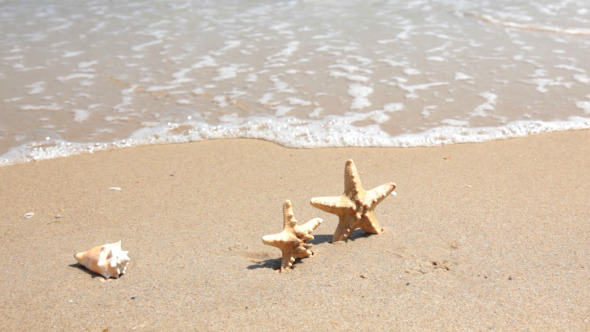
310 159 396 242
262 200 323 272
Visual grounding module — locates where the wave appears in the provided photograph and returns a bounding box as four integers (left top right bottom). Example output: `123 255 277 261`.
460 11 590 36
2 114 589 167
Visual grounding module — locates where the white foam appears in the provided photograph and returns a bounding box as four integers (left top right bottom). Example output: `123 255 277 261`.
269 76 295 94
131 39 162 51
576 100 590 114
274 106 294 116
2 0 590 168
421 105 438 118
48 21 73 32
523 77 573 93
176 99 192 105
20 104 62 111
192 56 217 69
62 51 85 58
219 40 242 53
267 41 300 62
258 93 275 105
146 85 180 92
471 92 497 117
573 74 590 84
397 81 449 100
329 70 370 82
57 73 96 82
4 97 23 103
441 119 469 127
347 84 373 110
454 72 473 80
403 68 421 76
213 95 229 108
171 67 194 84
77 61 98 69
245 73 258 82
309 107 323 118
27 81 45 95
426 56 445 62
73 109 90 122
3 115 589 167
465 12 590 36
286 97 312 107
383 103 404 113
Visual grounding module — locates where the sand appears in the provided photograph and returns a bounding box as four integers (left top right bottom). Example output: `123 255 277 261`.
0 130 588 330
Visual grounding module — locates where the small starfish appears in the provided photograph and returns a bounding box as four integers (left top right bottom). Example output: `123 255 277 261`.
262 200 323 272
310 159 396 242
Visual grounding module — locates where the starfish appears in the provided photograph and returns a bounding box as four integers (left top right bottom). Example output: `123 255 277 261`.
262 200 323 272
310 159 396 242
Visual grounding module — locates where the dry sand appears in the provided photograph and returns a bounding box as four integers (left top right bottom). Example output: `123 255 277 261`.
0 130 589 330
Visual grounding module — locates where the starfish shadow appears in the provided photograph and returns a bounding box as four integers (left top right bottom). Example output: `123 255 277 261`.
346 229 376 241
308 234 332 246
247 258 310 271
308 230 377 245
247 258 282 270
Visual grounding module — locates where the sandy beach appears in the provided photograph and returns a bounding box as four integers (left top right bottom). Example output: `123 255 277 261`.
0 130 588 330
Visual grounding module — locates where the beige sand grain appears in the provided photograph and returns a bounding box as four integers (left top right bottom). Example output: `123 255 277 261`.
0 130 588 330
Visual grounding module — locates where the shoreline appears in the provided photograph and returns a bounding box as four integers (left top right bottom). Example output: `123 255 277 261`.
3 118 590 167
1 130 588 330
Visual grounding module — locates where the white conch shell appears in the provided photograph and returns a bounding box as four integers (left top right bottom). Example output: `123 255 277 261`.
74 241 129 279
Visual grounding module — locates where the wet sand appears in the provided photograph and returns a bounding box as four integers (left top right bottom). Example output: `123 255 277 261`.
0 130 588 330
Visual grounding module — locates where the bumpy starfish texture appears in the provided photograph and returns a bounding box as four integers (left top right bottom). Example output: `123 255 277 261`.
310 159 396 242
262 200 323 272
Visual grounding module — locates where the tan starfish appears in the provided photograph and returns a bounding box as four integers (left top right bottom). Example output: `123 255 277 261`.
310 159 396 242
262 200 323 272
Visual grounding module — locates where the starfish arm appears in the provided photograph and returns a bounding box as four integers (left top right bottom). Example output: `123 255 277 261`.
301 234 314 242
261 233 283 248
344 159 363 196
280 250 296 272
358 210 382 234
294 217 323 238
262 231 299 247
292 245 312 259
332 215 357 242
310 196 355 215
365 182 396 207
282 200 297 228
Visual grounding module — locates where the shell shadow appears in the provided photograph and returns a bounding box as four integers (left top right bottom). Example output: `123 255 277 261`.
69 263 102 278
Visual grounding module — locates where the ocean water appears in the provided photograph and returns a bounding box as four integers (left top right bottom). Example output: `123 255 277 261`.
1 0 590 166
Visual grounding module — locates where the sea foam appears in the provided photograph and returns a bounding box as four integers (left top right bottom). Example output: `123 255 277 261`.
1 114 589 167
1 0 590 166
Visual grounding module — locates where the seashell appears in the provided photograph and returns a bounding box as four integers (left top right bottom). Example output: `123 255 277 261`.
74 241 129 279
